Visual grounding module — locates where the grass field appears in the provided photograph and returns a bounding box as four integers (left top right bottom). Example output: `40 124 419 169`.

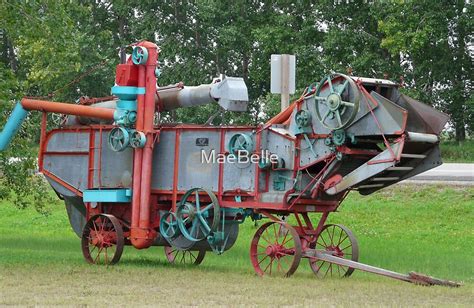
0 184 473 306
440 140 474 162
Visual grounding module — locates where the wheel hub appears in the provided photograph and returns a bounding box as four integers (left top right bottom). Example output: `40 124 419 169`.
327 245 344 257
327 93 342 111
265 244 294 259
265 245 278 257
91 231 115 248
187 207 196 220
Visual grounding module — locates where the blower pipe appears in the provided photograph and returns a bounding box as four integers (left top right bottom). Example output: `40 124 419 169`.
0 99 115 151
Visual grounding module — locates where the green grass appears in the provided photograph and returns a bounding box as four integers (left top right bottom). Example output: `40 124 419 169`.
440 140 474 163
0 184 473 306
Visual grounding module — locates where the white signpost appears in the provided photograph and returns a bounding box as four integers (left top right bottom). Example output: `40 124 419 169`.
270 54 296 111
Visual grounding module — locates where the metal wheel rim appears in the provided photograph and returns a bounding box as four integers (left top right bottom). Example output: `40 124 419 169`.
81 214 124 265
250 221 302 277
309 224 359 278
164 246 206 265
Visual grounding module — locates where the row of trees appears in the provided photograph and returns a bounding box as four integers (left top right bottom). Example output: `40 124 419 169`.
0 1 472 211
1 0 472 136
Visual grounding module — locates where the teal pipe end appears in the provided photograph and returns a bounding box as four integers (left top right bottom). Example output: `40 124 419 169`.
0 102 29 151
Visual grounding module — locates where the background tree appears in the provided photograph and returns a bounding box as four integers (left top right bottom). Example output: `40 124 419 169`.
379 0 472 141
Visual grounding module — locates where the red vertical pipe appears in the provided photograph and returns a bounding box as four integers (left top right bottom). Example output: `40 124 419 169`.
130 65 146 238
130 41 158 249
139 42 158 232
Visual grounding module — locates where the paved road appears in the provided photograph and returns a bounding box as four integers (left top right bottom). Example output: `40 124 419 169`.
407 163 474 184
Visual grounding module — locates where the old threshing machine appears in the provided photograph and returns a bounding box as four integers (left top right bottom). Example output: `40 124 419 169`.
0 41 458 286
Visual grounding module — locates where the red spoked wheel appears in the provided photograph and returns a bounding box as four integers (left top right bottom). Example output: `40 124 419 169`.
164 246 206 265
81 214 124 265
250 221 302 277
309 224 359 277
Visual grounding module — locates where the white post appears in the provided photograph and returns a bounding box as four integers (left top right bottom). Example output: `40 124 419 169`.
280 54 290 111
271 54 295 111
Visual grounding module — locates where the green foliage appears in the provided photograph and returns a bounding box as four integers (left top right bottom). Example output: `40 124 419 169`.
379 0 472 140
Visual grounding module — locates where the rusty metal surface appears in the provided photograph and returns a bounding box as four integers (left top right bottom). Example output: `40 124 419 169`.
392 94 449 135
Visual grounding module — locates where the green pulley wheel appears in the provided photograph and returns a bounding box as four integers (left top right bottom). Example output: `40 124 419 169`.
130 130 146 148
108 127 130 152
228 133 253 155
332 129 346 146
176 188 220 242
295 109 312 128
132 46 148 65
314 73 360 130
159 211 180 242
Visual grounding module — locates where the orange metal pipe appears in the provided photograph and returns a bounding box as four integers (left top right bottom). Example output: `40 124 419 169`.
130 41 159 249
21 99 115 120
138 42 158 241
130 65 146 248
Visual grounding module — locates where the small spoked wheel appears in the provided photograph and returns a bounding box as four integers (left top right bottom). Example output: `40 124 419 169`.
108 127 130 152
250 221 302 277
81 214 124 265
164 246 206 265
315 73 360 130
50 113 67 127
309 224 359 278
228 133 254 155
159 211 180 242
176 188 220 242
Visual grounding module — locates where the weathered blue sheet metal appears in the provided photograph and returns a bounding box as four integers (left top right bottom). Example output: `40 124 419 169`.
0 102 28 151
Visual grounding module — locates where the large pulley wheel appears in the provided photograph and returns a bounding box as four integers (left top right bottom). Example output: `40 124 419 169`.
315 73 360 130
81 214 124 265
309 224 359 278
164 246 206 265
176 188 220 242
250 221 302 277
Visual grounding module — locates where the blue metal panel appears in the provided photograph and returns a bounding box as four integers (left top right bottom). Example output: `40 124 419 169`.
83 189 132 203
0 102 29 151
111 86 145 100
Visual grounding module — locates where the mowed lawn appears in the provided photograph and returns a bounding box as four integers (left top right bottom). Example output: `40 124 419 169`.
0 184 472 306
